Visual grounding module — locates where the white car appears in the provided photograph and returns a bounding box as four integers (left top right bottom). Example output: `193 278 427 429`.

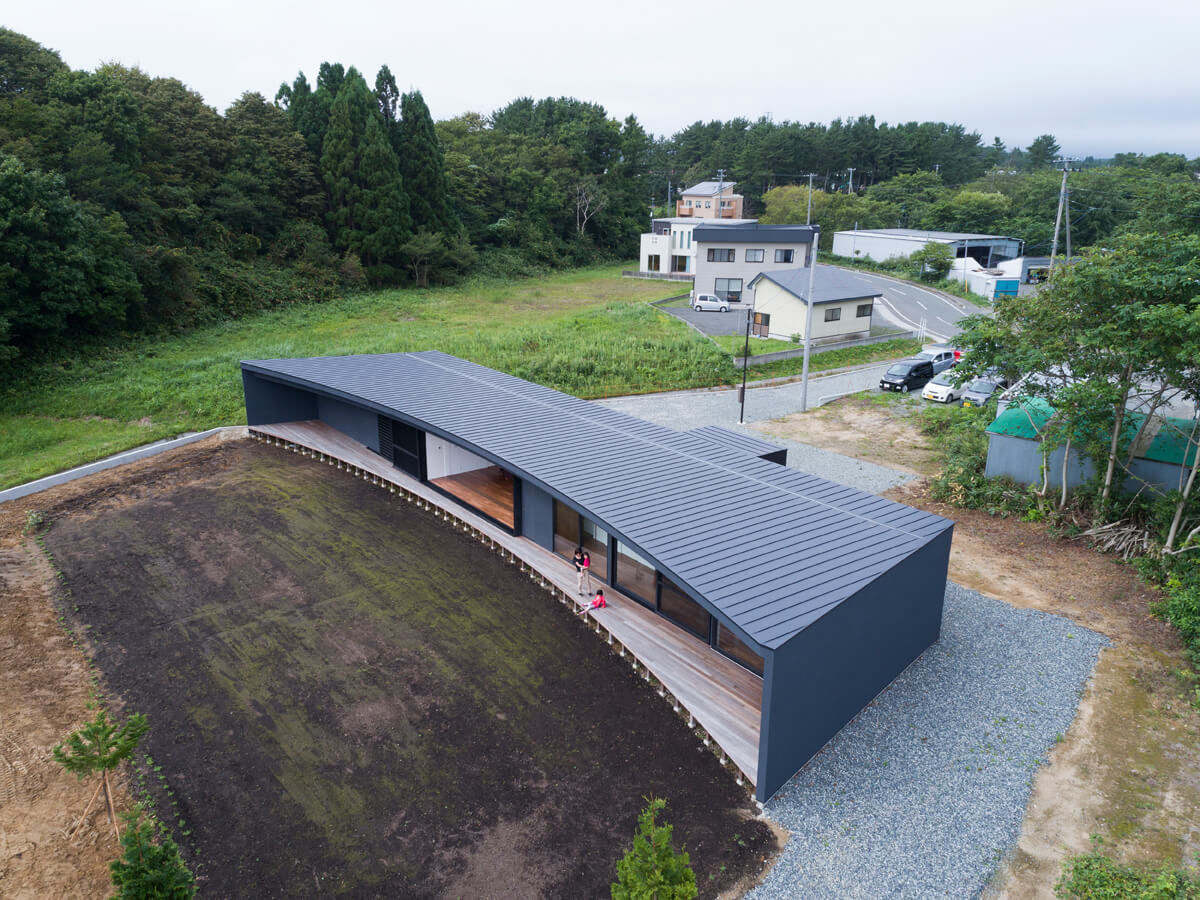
921 370 964 403
693 293 729 312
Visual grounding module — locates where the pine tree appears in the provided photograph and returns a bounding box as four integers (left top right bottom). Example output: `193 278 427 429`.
110 813 196 899
611 797 697 900
358 115 411 271
374 65 401 150
53 708 149 839
397 90 456 234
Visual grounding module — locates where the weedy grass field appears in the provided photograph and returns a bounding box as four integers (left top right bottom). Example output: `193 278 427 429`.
1 268 730 489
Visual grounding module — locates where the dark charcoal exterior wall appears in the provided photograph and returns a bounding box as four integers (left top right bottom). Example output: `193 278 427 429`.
521 481 554 550
318 396 379 452
243 372 317 425
755 527 952 801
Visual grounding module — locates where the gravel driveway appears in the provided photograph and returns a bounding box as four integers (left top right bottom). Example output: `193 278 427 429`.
747 583 1107 900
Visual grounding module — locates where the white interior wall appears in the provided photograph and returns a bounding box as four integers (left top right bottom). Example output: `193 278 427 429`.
424 435 492 479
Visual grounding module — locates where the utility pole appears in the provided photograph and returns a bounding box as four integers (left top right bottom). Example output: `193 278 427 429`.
803 172 818 224
716 168 726 217
847 167 855 193
933 163 941 175
738 308 752 423
1049 157 1078 278
1064 183 1072 261
799 225 821 412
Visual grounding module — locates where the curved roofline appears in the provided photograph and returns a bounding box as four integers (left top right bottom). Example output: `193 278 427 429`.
241 352 951 650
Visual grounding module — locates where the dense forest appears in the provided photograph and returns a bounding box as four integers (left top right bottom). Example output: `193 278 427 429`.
2 27 1198 371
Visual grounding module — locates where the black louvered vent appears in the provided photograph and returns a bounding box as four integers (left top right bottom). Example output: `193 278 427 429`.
378 415 394 461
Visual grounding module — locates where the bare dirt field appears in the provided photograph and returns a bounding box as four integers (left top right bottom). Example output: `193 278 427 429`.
754 394 1200 898
6 438 775 899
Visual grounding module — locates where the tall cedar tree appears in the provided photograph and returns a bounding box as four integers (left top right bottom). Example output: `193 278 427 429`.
319 72 374 252
398 90 455 234
374 65 401 150
357 114 411 267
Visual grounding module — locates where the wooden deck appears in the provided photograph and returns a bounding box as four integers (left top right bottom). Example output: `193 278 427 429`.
431 466 515 528
249 420 763 786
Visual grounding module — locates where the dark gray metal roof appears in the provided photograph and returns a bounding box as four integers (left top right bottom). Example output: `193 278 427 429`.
680 426 786 461
241 352 951 651
749 265 882 305
694 223 817 245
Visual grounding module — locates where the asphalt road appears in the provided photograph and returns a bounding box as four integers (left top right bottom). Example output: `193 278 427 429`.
834 268 980 343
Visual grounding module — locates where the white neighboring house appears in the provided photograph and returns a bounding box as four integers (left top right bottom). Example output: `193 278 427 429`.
639 217 757 278
748 267 881 342
691 223 818 305
831 228 1023 268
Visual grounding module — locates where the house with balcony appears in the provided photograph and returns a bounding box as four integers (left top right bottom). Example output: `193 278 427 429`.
691 223 818 305
677 181 745 219
638 216 757 279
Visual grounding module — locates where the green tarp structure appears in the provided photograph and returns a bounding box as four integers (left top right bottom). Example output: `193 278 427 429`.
987 398 1199 468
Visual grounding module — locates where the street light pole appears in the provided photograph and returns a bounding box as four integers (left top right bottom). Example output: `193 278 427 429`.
738 307 752 424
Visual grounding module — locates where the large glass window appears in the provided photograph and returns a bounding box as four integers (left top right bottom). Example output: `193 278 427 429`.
582 519 609 584
717 625 764 675
671 255 688 272
647 254 660 272
615 540 655 606
715 278 743 301
659 576 712 640
553 500 580 560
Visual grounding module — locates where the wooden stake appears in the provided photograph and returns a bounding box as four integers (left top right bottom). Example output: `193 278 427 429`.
102 770 120 840
70 778 105 836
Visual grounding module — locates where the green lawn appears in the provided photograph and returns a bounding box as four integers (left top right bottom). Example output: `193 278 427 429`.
2 267 732 489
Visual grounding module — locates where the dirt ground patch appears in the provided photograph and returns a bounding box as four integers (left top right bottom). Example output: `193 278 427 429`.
13 439 775 898
753 394 1200 898
754 393 940 476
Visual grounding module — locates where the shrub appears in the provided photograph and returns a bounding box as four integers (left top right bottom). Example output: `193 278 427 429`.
611 797 697 900
919 404 1036 516
1056 849 1200 898
110 813 196 899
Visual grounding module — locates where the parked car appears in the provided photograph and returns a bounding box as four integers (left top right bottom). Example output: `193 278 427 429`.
879 358 935 393
959 375 1010 408
921 370 965 404
914 347 959 374
693 293 729 312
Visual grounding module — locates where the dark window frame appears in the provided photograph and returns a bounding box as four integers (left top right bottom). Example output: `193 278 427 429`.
745 248 765 263
706 248 735 262
856 303 872 318
775 248 795 263
824 307 842 322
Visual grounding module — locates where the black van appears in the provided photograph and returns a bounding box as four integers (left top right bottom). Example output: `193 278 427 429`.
879 358 935 393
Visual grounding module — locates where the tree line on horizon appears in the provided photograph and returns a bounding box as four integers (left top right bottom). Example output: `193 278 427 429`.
2 26 1198 373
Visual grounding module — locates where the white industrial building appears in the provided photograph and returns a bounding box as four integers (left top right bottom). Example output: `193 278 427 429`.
832 228 1023 267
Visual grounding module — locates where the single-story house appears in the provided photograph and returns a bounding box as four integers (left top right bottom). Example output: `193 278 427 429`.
241 351 953 802
692 223 819 305
985 398 1199 492
748 266 882 342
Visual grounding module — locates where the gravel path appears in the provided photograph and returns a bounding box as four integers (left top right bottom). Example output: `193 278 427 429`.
746 582 1108 900
595 380 913 495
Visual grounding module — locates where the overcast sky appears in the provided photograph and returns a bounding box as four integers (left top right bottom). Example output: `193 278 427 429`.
7 0 1198 158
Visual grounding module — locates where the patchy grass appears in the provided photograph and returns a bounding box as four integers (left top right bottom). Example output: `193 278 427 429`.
0 267 735 489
